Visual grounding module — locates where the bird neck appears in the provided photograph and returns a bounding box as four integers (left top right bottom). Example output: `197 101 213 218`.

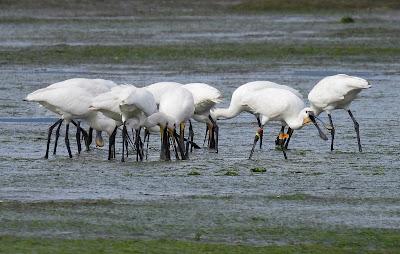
212 104 242 120
309 105 322 116
87 112 117 136
145 112 174 129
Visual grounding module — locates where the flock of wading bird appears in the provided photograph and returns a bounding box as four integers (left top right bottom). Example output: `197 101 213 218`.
25 74 371 161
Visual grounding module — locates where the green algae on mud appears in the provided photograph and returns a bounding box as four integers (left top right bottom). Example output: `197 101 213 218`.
232 0 400 12
1 227 400 254
1 44 400 65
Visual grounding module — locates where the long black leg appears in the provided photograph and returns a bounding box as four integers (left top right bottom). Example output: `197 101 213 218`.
208 115 219 153
143 128 150 160
144 129 150 160
87 127 93 150
278 127 288 160
249 133 259 159
174 130 186 160
179 123 185 152
185 125 190 160
348 110 362 152
160 128 166 161
45 119 63 159
214 123 219 153
125 133 129 158
284 128 294 150
71 120 90 151
328 114 335 151
135 129 139 162
121 122 127 162
249 127 263 159
64 123 72 158
189 120 194 153
209 124 215 149
256 116 263 149
76 121 82 154
171 134 180 160
163 128 171 161
108 127 117 160
179 123 187 160
53 119 63 155
135 128 143 162
203 124 208 147
139 129 144 160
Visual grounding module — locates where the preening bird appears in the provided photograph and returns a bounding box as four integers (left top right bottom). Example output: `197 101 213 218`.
308 74 371 152
182 83 222 152
24 78 117 158
211 81 304 151
145 86 195 160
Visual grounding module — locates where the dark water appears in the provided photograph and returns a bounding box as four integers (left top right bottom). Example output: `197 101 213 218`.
0 7 399 243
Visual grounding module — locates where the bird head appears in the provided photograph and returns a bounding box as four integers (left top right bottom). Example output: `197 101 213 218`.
301 108 328 141
300 107 314 126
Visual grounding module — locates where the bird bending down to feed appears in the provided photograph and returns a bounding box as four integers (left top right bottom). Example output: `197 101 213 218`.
211 81 304 153
144 86 195 161
308 74 371 152
119 87 158 162
182 83 222 152
213 87 327 159
24 78 117 159
145 82 183 107
90 85 157 162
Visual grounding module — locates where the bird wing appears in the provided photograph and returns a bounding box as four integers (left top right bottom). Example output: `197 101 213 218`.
241 88 290 119
145 82 183 104
308 74 370 108
244 81 303 99
182 83 223 114
27 86 93 117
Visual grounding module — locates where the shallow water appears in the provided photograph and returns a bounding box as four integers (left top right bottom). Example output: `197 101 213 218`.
0 6 400 244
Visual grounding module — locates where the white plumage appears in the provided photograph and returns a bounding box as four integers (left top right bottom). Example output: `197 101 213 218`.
244 88 327 159
211 81 302 121
146 87 194 129
90 84 157 161
308 74 371 152
182 83 223 151
145 82 183 106
211 81 326 159
25 78 118 158
308 74 371 115
145 87 195 160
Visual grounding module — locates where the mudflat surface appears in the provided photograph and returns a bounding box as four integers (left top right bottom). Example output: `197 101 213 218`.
0 0 399 249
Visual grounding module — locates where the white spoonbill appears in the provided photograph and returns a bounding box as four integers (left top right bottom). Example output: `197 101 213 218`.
24 78 117 158
211 81 304 150
308 74 371 152
244 88 328 159
145 82 183 107
90 85 157 161
89 85 134 161
119 86 158 161
182 83 223 152
145 86 195 160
